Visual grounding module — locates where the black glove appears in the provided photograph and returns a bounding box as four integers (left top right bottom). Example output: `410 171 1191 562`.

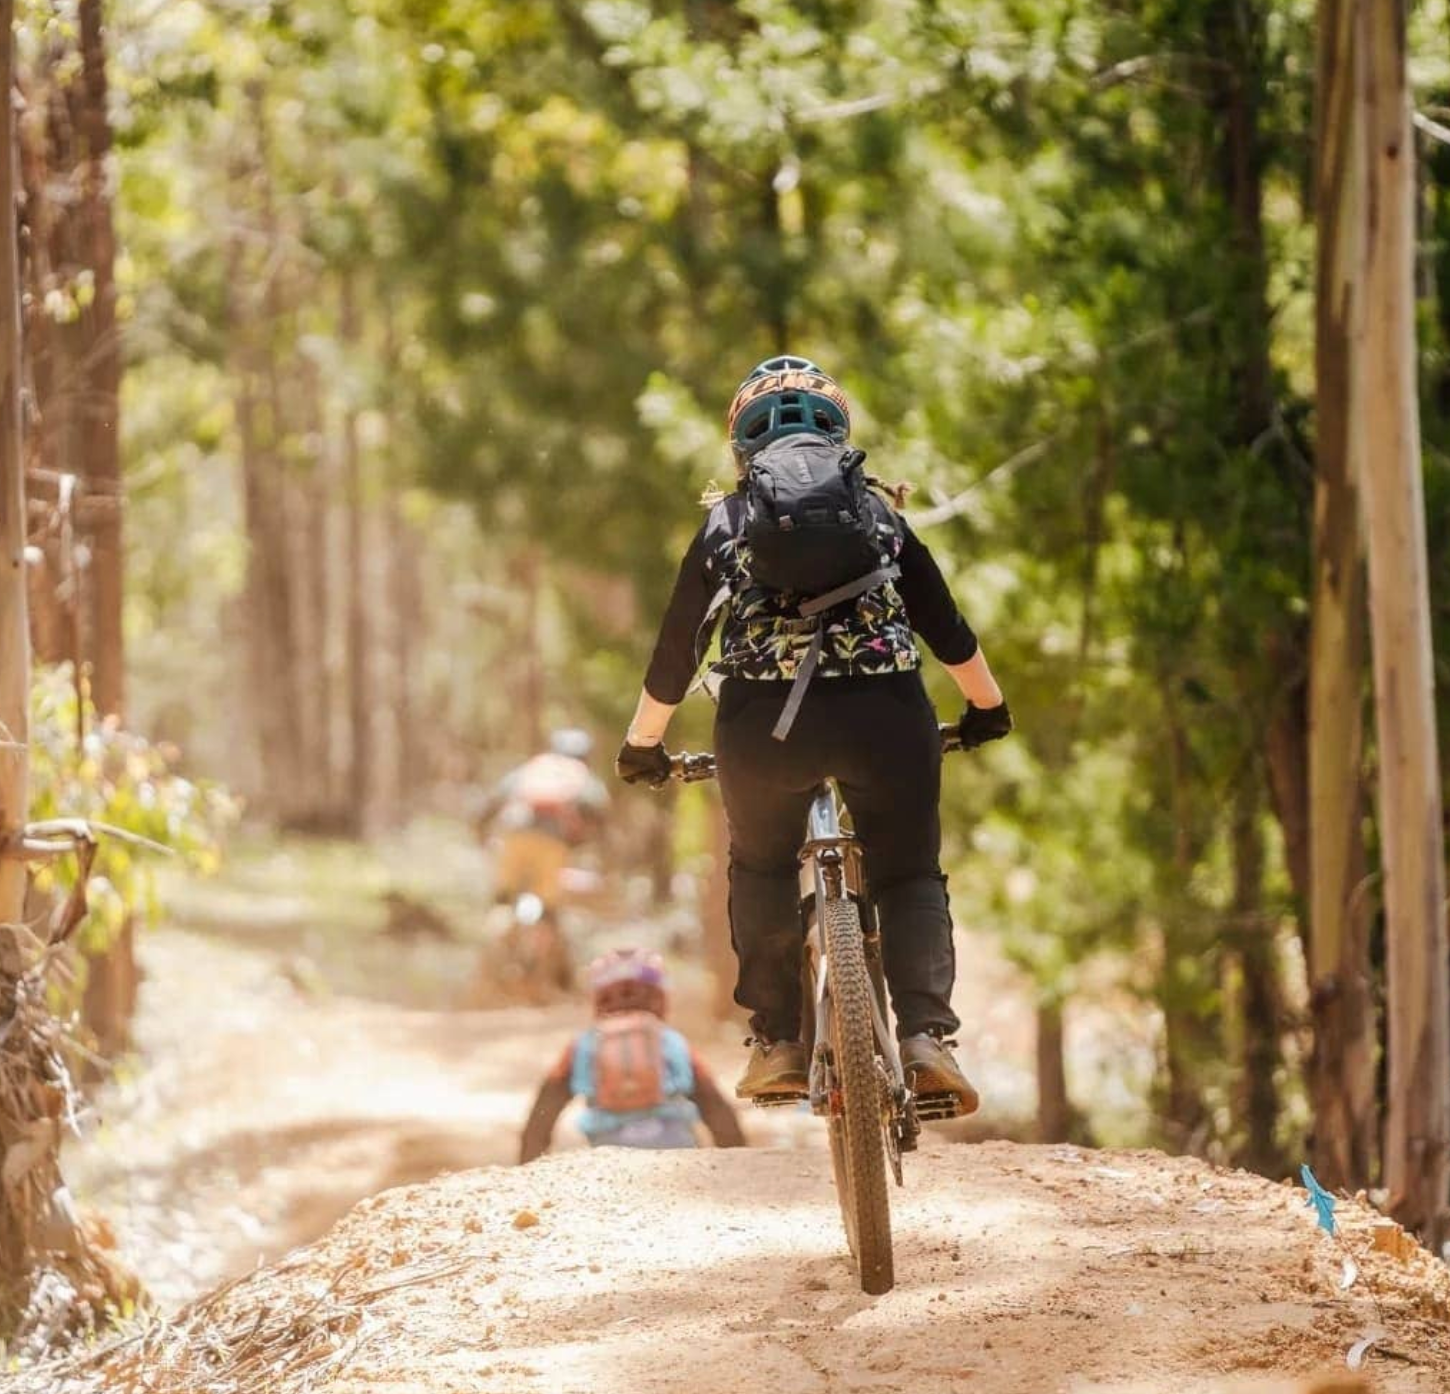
615 739 672 789
958 700 1013 750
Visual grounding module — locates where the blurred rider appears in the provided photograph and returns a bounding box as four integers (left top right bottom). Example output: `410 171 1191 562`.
478 728 609 909
613 356 1012 1113
519 948 747 1161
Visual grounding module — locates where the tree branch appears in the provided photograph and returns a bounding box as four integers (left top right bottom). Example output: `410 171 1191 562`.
909 435 1058 530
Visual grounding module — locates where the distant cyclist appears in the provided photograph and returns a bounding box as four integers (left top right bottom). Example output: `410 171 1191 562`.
476 728 609 909
613 356 1011 1111
519 948 746 1161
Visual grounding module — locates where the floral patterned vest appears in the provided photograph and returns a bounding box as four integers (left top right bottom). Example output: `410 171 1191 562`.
700 492 921 684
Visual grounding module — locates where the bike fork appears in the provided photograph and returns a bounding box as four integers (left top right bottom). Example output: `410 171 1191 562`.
863 931 920 1159
807 935 833 1115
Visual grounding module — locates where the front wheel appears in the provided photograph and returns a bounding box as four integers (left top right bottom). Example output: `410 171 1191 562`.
823 895 894 1294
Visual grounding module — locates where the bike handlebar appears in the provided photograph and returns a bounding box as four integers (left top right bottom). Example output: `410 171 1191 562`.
669 751 719 783
669 724 964 782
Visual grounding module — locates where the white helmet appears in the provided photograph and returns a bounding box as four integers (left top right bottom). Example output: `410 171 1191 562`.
549 728 593 760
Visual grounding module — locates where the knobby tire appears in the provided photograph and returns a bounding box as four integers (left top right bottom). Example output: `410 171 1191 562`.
823 895 894 1295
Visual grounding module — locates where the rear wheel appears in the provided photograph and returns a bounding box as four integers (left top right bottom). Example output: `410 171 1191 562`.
823 895 894 1294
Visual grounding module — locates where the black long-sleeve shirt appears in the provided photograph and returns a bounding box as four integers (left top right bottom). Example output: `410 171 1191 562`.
644 510 978 705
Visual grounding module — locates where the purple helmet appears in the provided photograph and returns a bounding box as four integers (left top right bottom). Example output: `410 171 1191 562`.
588 947 667 1018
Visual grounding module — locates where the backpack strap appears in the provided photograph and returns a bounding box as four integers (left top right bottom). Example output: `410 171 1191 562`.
682 498 745 701
771 627 825 741
798 563 901 618
683 580 733 700
770 562 901 741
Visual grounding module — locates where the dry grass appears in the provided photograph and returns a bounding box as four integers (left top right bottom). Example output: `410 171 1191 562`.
0 928 144 1359
18 1248 471 1394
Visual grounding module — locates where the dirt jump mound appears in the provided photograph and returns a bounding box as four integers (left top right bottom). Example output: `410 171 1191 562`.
39 1142 1450 1394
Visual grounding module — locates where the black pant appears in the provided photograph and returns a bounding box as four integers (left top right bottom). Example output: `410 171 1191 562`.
713 671 960 1042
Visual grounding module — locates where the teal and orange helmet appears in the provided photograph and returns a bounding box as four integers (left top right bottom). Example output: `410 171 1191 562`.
726 355 851 460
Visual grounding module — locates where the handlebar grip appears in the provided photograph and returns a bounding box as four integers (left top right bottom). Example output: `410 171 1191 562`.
670 751 718 783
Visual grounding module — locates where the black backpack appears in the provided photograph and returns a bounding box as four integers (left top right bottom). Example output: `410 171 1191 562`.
698 434 902 740
742 435 884 595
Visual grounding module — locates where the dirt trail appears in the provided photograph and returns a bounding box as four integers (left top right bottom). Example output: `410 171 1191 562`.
69 927 590 1304
69 922 833 1306
61 1142 1450 1394
57 907 1450 1393
69 905 1065 1307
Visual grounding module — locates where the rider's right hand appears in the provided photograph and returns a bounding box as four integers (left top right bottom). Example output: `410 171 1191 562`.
957 700 1013 750
614 739 672 789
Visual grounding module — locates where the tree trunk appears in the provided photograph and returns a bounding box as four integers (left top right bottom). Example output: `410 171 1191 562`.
274 347 325 827
233 349 303 821
1308 0 1379 1194
511 547 546 756
14 9 135 1056
74 0 121 720
0 36 138 1318
1201 0 1294 1173
13 65 68 667
1262 656 1310 916
383 495 417 817
230 88 309 826
1158 689 1211 1151
81 912 137 1059
0 0 28 964
0 0 34 1295
1035 1001 1073 1144
18 5 125 715
72 0 132 1053
286 333 336 829
341 272 371 834
1206 0 1272 440
1357 0 1449 1245
377 300 417 821
301 460 333 821
1232 778 1282 1176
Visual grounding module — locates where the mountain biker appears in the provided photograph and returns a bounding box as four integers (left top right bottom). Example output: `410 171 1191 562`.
518 948 747 1161
475 727 609 910
613 356 1012 1111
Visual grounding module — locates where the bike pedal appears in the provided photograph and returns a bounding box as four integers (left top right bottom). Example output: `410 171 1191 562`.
912 1091 964 1122
749 1091 809 1109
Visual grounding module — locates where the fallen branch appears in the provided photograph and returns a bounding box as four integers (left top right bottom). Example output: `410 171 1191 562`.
908 436 1058 529
1 818 173 862
1414 110 1450 147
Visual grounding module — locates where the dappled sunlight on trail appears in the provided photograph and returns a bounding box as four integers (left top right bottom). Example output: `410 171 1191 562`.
52 858 1450 1394
69 925 575 1304
56 1144 1450 1394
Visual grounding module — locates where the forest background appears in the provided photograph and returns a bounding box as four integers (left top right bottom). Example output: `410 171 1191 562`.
4 0 1450 1324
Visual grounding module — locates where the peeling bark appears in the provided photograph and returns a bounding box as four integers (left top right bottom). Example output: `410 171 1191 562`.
1355 0 1449 1244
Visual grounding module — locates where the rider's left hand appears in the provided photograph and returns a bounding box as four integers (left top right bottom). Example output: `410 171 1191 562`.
615 739 671 788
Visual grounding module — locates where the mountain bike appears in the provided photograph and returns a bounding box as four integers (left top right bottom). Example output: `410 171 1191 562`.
465 890 575 1008
671 723 967 1295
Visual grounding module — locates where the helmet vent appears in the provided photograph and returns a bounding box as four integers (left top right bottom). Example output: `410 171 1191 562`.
727 357 851 456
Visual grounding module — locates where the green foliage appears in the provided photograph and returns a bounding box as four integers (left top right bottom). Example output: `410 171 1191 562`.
100 0 1450 1153
26 668 238 955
